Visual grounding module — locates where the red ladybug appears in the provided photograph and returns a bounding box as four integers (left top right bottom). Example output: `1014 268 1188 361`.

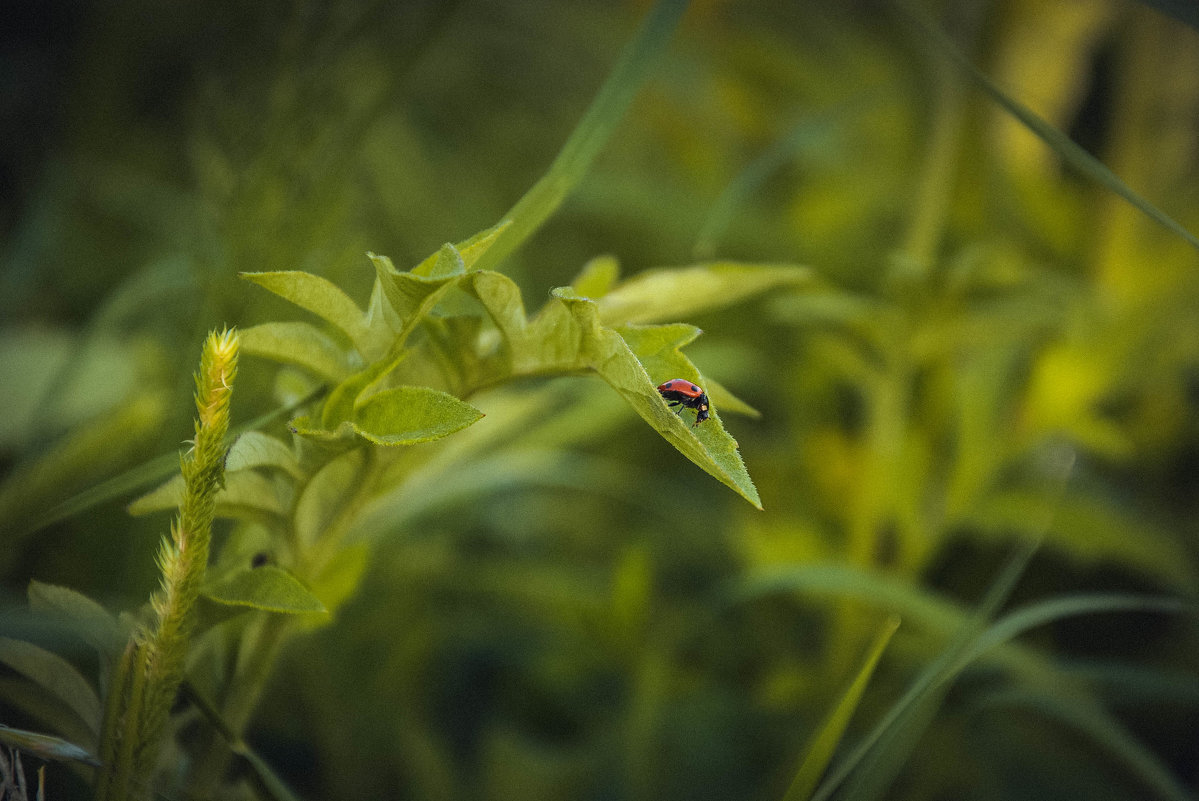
657 379 710 426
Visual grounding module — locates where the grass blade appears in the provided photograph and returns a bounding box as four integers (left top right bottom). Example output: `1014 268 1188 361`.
974 688 1196 801
897 2 1199 252
782 616 900 801
810 538 1039 801
472 0 690 272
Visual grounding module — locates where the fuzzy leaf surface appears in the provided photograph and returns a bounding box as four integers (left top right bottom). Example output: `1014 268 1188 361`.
353 386 485 446
203 565 327 614
240 322 354 382
596 262 811 325
225 432 303 479
240 271 370 352
555 289 761 507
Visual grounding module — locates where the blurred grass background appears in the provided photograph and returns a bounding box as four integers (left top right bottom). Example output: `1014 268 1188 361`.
2 0 1198 799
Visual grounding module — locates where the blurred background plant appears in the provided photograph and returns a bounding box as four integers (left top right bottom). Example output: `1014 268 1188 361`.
1 0 1198 800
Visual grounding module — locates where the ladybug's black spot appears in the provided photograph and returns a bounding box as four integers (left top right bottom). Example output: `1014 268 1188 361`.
690 384 699 393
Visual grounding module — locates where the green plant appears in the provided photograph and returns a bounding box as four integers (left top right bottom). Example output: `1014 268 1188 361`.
2 2 1198 800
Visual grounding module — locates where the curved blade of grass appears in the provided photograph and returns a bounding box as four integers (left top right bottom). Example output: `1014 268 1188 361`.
471 0 690 272
782 616 900 801
898 2 1199 252
966 594 1189 666
974 688 1196 801
810 538 1040 801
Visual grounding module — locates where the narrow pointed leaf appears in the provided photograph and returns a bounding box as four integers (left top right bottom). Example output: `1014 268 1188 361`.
596 262 812 324
570 255 621 298
471 0 689 272
369 250 464 348
783 617 901 801
27 582 124 673
703 376 760 418
240 271 370 352
0 725 100 767
0 637 102 733
809 542 1041 801
412 221 512 277
320 352 406 430
901 3 1199 252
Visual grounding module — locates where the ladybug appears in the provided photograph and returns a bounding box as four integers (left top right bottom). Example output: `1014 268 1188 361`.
657 379 710 426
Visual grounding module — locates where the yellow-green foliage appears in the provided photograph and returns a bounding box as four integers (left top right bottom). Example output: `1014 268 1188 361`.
0 2 1197 801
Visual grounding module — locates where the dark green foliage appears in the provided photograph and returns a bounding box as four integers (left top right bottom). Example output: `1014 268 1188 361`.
2 1 1198 800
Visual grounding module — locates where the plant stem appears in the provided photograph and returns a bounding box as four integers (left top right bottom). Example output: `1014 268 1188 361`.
472 0 689 272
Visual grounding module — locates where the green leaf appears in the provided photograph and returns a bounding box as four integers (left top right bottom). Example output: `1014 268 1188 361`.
596 262 812 325
703 375 760 419
0 724 100 766
815 541 1041 801
240 271 371 353
967 594 1188 665
202 565 327 615
967 489 1196 590
27 582 124 686
307 542 371 617
240 322 355 382
0 637 102 733
570 255 621 298
412 220 513 277
0 392 168 548
353 386 485 446
369 250 464 348
553 289 761 507
293 449 367 548
900 3 1199 252
225 432 303 480
782 617 901 801
320 352 407 431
